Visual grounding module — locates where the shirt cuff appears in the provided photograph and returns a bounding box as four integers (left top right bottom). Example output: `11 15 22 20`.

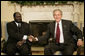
23 35 28 40
78 39 82 41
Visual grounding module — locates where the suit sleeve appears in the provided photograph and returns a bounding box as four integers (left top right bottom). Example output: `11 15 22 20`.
26 24 33 44
70 21 83 40
37 24 50 44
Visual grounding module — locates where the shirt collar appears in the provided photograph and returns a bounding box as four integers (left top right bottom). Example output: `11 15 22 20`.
15 21 18 26
15 21 21 27
56 20 62 25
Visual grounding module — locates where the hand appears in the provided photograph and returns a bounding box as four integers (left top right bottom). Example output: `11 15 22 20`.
28 35 38 42
16 40 25 48
33 37 38 42
77 40 83 47
17 41 22 46
49 38 53 43
28 35 34 42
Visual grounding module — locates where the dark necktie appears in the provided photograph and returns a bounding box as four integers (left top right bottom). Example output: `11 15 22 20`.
56 23 60 43
18 23 21 32
18 23 21 28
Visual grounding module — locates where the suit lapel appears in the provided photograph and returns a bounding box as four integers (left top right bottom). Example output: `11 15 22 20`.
13 21 18 28
62 20 67 32
53 21 55 33
62 20 66 41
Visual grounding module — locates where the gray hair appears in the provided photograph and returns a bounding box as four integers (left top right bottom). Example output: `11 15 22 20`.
53 9 62 15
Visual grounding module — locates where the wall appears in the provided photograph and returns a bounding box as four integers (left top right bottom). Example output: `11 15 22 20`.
1 1 15 39
79 3 84 31
21 5 74 23
1 1 15 22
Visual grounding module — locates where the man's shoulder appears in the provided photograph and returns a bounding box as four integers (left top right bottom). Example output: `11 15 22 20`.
48 21 55 26
62 19 72 23
22 21 29 25
7 21 14 25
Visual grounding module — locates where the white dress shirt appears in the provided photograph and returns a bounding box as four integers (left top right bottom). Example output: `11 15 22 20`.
54 20 64 43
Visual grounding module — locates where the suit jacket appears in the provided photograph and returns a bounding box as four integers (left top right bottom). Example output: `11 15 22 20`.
7 21 31 45
38 19 83 45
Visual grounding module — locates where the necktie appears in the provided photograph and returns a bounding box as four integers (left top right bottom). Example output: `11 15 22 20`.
18 23 21 28
18 23 21 32
56 23 60 43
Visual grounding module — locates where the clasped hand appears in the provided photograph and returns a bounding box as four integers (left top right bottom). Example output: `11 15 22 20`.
77 40 83 47
28 35 38 42
16 40 25 48
16 35 38 48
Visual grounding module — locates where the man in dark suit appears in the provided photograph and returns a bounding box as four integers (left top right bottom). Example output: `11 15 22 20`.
6 12 33 55
32 9 83 55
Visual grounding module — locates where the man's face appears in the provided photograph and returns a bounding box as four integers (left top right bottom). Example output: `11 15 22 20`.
53 11 62 22
14 13 22 23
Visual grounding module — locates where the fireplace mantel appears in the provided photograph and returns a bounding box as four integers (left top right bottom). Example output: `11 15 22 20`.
29 20 55 23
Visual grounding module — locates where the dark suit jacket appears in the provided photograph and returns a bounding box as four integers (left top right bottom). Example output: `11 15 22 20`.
38 19 83 46
7 21 31 45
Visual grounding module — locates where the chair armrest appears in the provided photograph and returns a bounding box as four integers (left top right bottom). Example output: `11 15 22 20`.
1 37 5 43
1 37 5 42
